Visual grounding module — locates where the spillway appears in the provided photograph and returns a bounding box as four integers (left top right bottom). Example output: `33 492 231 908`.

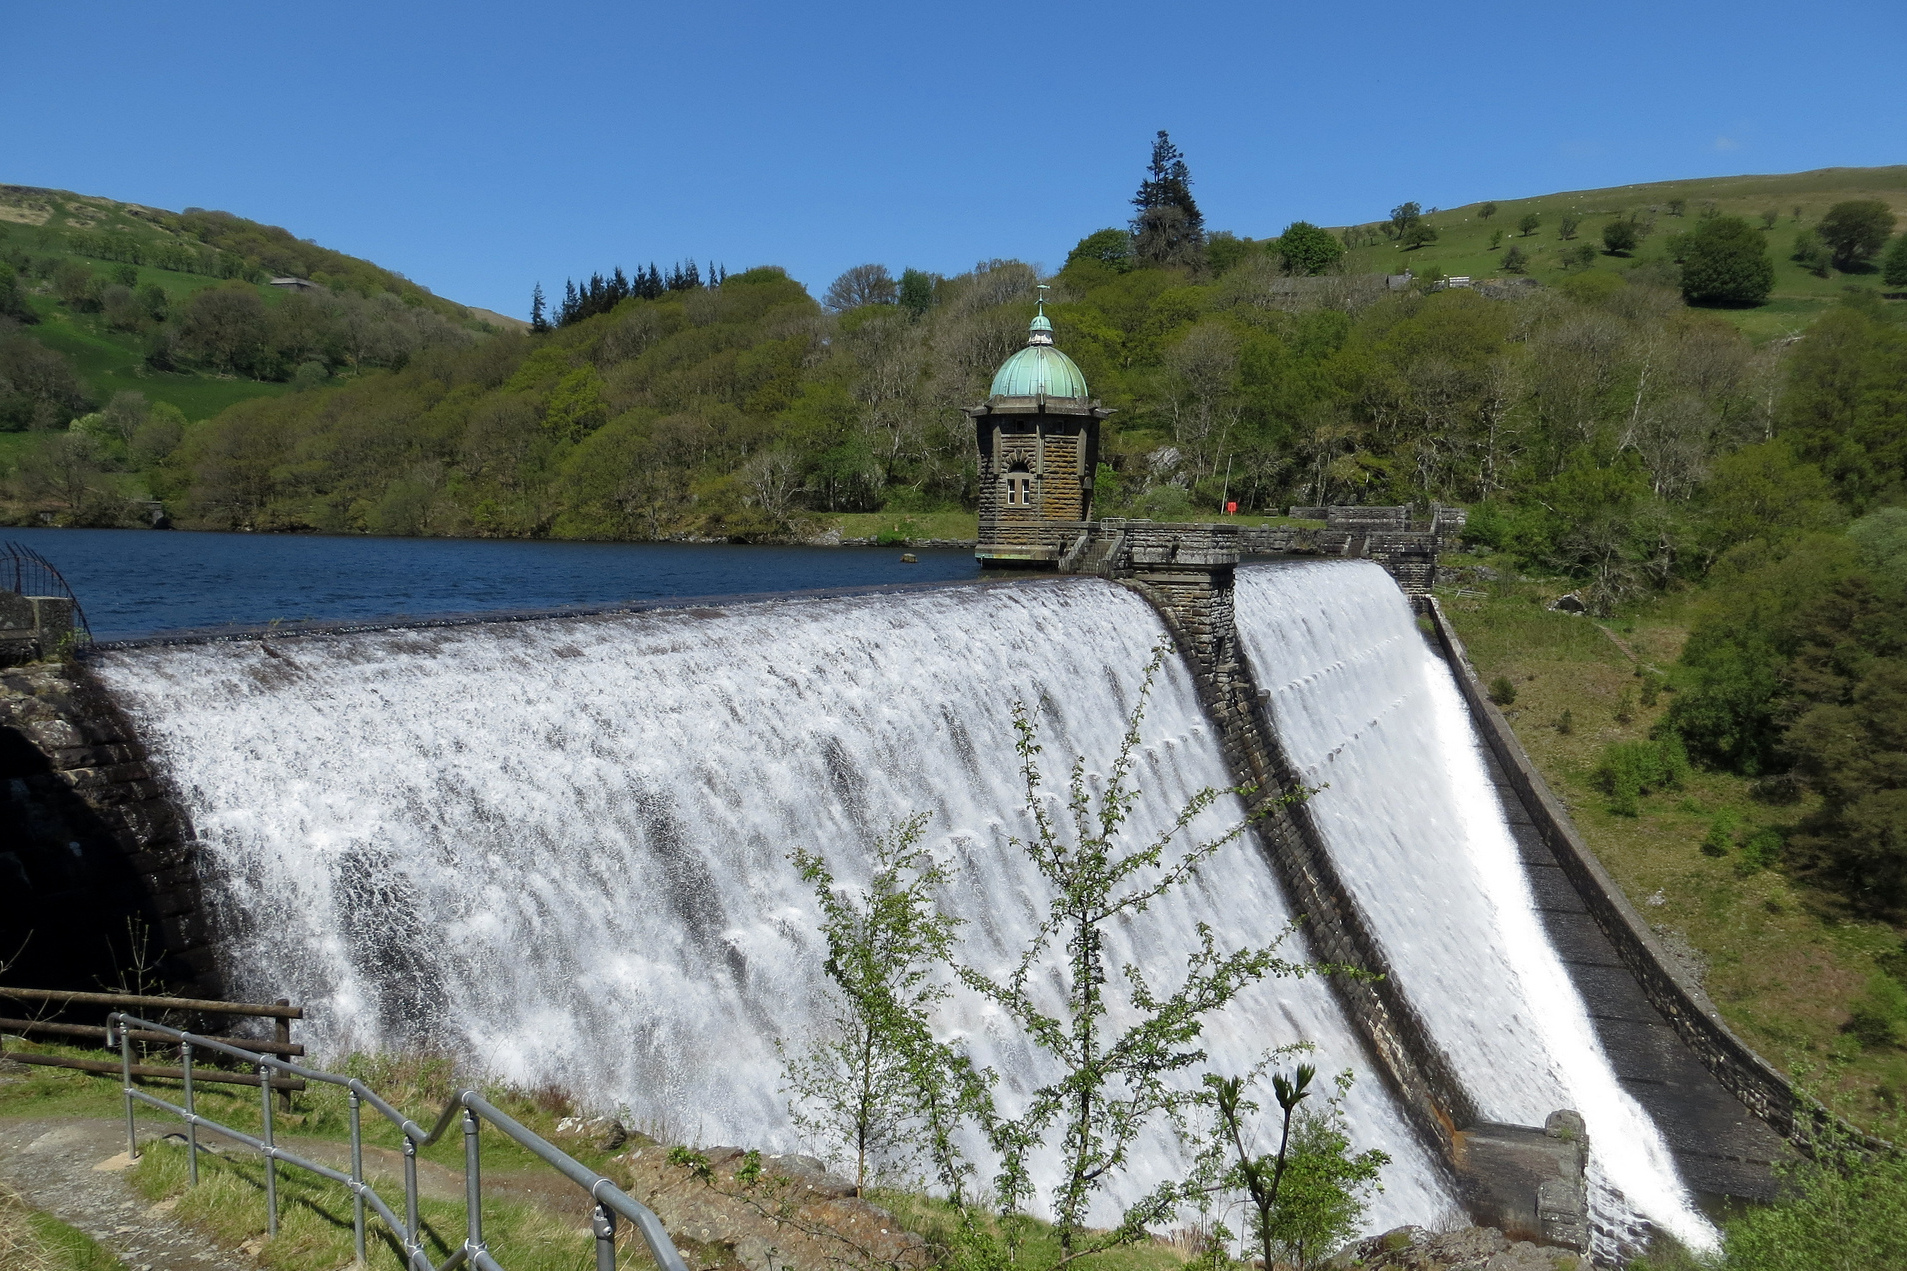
1233 561 1716 1252
89 577 1458 1230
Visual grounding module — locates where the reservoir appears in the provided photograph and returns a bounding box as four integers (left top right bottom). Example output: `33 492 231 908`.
2 528 981 640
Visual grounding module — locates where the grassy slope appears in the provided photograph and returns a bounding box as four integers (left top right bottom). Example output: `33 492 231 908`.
0 184 468 422
18 288 295 422
0 1181 124 1270
1328 165 1907 341
1443 572 1905 1121
0 1052 1190 1271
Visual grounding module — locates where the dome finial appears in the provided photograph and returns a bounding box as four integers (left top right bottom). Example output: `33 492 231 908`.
1027 283 1054 346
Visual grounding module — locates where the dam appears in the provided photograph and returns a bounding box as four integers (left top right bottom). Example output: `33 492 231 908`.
1 554 1817 1257
0 311 1816 1262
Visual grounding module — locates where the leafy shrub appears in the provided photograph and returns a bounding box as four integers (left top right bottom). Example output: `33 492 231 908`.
1736 827 1784 876
1488 676 1518 706
1714 1118 1907 1269
1595 737 1690 816
1844 974 1907 1049
1702 816 1736 858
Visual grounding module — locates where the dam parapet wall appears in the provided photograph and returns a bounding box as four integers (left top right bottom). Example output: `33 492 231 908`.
1033 515 1451 595
1418 598 1885 1161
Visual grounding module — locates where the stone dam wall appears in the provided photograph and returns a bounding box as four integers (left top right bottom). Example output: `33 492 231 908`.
0 660 215 996
1108 532 1588 1245
1418 598 1883 1166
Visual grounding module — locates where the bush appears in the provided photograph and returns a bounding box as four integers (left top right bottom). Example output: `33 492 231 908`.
1884 233 1907 288
1602 220 1639 254
1845 974 1907 1048
1792 229 1833 277
1594 737 1690 816
1682 216 1775 306
1502 244 1529 274
1736 827 1784 876
1711 1117 1907 1269
1276 221 1345 276
1488 676 1518 706
1701 815 1736 857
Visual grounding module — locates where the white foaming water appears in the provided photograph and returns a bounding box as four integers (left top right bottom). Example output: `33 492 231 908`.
92 578 1456 1230
1234 561 1717 1251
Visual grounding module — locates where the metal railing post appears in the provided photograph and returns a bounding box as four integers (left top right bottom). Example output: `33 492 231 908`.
462 1103 485 1260
593 1201 618 1271
116 1015 137 1160
182 1041 198 1186
404 1134 421 1268
63 1014 694 1271
259 1061 277 1237
349 1090 365 1265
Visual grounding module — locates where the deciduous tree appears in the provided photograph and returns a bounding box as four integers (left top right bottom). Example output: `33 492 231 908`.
1680 216 1774 307
1275 221 1344 276
1885 234 1907 288
1817 200 1898 270
784 815 966 1194
824 264 899 312
957 647 1311 1258
1602 220 1639 254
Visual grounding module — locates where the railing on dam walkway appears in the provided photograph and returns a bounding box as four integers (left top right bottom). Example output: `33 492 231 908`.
107 1012 690 1271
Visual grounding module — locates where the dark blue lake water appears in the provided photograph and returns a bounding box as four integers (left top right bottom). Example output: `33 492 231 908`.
3 528 982 641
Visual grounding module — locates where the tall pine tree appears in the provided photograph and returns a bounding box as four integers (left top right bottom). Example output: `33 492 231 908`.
1131 130 1205 267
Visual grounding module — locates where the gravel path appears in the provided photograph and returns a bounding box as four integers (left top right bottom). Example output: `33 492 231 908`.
0 1117 257 1271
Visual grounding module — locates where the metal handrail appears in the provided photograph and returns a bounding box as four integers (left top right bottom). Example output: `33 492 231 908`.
0 540 92 639
107 1013 689 1271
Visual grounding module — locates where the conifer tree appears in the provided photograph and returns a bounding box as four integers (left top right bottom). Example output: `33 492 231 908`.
529 283 549 333
1131 131 1205 267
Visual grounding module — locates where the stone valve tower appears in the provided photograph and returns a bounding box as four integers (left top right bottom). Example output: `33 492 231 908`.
967 290 1113 566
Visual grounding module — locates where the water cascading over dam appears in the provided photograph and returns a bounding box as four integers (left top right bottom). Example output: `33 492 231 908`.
1235 561 1713 1250
87 578 1457 1229
79 563 1721 1248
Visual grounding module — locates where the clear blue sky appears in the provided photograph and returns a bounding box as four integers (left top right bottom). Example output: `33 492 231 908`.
8 0 1902 318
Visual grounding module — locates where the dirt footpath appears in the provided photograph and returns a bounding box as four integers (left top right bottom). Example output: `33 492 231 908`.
0 1117 256 1271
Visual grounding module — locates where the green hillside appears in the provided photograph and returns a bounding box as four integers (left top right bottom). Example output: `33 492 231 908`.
1328 165 1907 339
0 184 502 428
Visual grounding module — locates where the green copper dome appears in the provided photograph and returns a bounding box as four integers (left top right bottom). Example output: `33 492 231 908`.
988 304 1090 400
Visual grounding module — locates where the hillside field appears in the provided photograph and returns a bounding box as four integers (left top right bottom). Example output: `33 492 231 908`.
1331 165 1907 340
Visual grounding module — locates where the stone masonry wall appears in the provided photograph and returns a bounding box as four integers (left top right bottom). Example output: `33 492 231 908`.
0 659 215 995
1117 543 1479 1168
1420 598 1887 1158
